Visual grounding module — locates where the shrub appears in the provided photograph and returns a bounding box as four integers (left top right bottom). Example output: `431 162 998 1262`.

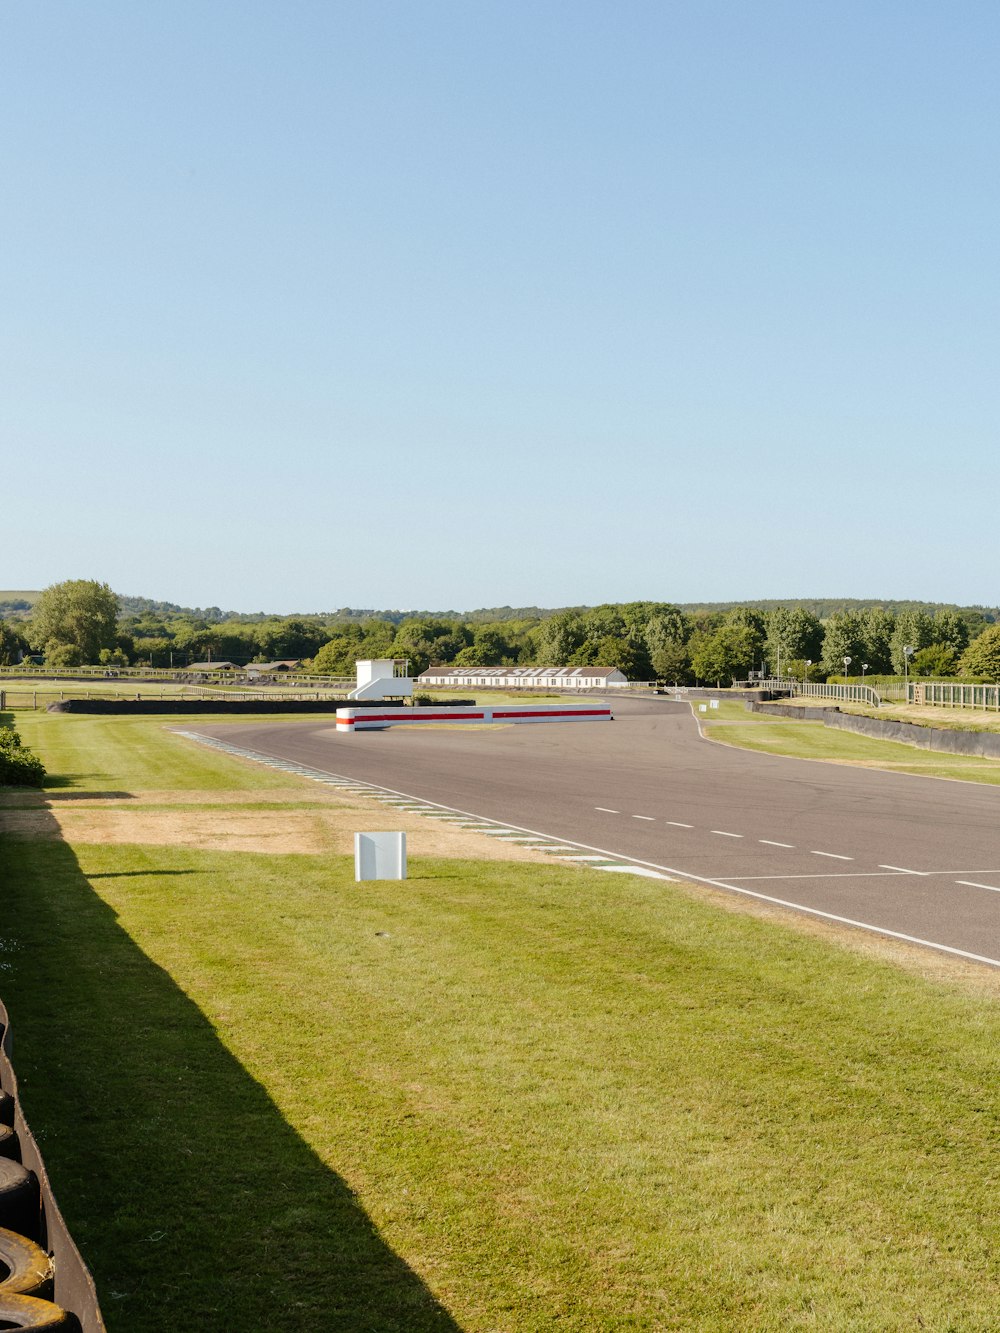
0 727 47 787
45 642 85 668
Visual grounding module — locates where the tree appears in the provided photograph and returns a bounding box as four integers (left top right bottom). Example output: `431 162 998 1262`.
722 608 766 669
932 609 969 655
785 658 821 683
311 636 360 675
534 613 587 665
0 621 28 666
764 607 823 674
820 613 867 677
30 580 119 663
958 625 1000 680
889 611 936 674
586 635 648 679
691 624 759 685
912 644 957 677
859 609 894 675
471 627 513 666
645 608 692 678
648 638 693 684
133 636 173 667
389 619 471 675
256 619 328 661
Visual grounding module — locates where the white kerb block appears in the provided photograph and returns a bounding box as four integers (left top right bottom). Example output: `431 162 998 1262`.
355 831 407 881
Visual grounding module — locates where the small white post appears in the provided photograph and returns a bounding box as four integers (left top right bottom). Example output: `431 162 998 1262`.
354 832 407 881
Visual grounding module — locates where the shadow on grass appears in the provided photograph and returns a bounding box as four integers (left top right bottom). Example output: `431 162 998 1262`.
44 790 137 801
42 773 109 790
0 827 464 1333
86 870 198 879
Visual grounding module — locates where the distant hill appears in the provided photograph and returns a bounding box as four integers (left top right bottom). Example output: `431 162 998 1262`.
3 590 997 627
0 592 39 620
675 598 999 622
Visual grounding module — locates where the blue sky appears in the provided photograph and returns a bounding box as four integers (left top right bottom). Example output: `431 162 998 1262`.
3 2 998 612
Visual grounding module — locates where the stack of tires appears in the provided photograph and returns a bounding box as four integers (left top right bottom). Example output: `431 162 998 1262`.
0 1005 104 1331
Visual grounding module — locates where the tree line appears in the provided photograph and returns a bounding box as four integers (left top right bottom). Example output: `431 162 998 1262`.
2 581 1000 684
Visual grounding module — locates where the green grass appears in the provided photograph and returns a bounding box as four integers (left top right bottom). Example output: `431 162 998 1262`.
6 712 313 793
1 712 999 1330
838 700 1000 733
706 717 1000 784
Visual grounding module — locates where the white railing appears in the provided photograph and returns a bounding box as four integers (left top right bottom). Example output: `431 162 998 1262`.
911 681 1000 711
796 682 882 707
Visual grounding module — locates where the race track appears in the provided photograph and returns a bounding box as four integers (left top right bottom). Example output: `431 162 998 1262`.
192 698 1000 967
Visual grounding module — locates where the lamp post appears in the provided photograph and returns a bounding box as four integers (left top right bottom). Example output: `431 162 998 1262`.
903 645 914 698
861 663 869 684
843 655 852 684
803 659 812 691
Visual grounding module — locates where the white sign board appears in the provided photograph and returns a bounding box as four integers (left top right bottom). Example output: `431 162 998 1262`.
354 831 407 881
699 704 707 713
709 699 719 709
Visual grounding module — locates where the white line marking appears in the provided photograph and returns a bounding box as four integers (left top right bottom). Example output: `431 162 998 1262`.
632 814 655 821
178 732 1000 970
711 830 743 838
727 872 923 881
594 807 619 814
760 839 794 848
878 864 927 875
666 821 693 828
598 865 671 879
955 880 1000 894
811 850 853 860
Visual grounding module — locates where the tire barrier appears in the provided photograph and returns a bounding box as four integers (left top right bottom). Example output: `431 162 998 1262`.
0 1002 105 1331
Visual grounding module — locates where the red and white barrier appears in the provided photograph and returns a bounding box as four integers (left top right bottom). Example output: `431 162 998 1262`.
335 704 613 732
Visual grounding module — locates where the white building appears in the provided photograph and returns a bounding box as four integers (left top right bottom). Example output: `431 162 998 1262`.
416 665 628 690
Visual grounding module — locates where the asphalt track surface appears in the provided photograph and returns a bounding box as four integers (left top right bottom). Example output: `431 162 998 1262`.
193 698 1000 967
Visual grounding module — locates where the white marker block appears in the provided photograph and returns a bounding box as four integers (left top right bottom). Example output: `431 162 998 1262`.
699 704 708 713
354 831 407 881
709 699 719 709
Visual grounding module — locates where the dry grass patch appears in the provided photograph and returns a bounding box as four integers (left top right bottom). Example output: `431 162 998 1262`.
0 786 554 862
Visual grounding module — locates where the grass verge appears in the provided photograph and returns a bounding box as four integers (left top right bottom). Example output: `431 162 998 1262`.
704 714 1000 784
0 712 998 1330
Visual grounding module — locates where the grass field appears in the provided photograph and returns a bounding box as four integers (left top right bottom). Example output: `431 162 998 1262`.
701 703 1000 784
1 711 999 1330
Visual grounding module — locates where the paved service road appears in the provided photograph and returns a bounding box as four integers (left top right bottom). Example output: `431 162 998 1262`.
193 698 1000 966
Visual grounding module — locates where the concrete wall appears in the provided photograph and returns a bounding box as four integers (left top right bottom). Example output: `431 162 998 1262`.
748 701 1000 759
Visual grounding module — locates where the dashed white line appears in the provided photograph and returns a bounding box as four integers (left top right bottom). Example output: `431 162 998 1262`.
955 880 1000 894
711 830 743 838
760 839 794 848
811 850 853 861
666 821 693 828
632 814 655 821
878 864 927 875
594 807 619 814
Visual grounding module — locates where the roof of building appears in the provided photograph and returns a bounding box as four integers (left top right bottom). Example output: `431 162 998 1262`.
246 660 301 671
186 661 239 671
416 665 626 680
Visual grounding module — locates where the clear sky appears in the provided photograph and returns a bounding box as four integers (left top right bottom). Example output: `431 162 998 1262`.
3 2 998 613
